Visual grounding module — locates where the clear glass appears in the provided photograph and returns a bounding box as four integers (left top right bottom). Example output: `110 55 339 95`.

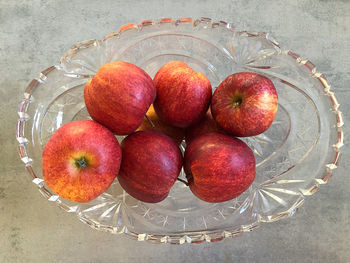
17 17 344 244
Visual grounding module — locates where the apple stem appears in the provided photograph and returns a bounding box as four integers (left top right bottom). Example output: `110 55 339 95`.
145 114 156 128
179 143 186 153
177 178 189 186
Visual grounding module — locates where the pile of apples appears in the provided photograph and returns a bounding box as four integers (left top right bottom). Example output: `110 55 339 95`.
42 61 278 204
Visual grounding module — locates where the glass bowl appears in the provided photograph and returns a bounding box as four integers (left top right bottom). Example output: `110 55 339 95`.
17 17 344 244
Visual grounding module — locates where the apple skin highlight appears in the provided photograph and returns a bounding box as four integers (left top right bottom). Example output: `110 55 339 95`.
42 120 122 203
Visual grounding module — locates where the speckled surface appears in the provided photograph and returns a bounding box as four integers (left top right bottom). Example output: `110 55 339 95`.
1 0 349 262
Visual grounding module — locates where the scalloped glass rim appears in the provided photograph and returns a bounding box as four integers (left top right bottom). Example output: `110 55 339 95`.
16 17 344 244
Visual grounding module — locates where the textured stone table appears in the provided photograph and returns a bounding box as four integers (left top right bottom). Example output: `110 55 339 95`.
1 1 349 262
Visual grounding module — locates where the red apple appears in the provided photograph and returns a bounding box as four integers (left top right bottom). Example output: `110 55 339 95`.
185 108 224 145
184 132 256 203
153 61 212 128
42 120 122 203
118 131 183 203
84 61 156 135
136 104 185 145
211 72 278 137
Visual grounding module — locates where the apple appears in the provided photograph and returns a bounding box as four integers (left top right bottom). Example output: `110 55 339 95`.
211 72 278 137
153 61 212 128
136 104 185 145
118 131 183 203
184 132 256 203
42 120 122 203
84 61 156 135
185 108 224 145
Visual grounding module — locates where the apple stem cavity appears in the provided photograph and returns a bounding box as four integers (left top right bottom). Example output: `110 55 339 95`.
75 156 88 169
176 177 189 186
232 96 243 108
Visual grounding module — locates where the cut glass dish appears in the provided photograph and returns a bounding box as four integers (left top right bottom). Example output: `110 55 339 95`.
17 17 343 244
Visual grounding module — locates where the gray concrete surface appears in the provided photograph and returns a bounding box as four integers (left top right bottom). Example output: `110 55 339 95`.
1 0 349 262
